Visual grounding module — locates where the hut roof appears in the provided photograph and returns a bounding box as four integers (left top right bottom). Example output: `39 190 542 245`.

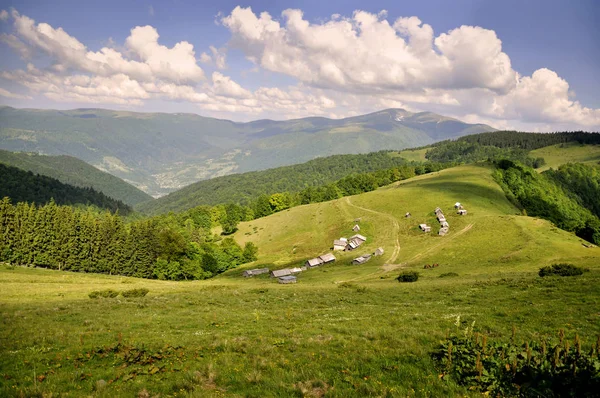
278 275 297 284
333 239 347 247
243 267 270 277
351 234 367 242
374 247 384 256
290 267 303 274
319 253 336 263
352 224 361 231
271 269 292 278
306 258 324 267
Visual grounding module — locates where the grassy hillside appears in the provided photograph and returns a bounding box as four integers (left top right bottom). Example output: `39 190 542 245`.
530 142 600 171
0 150 152 206
2 164 598 397
0 163 131 213
0 106 494 196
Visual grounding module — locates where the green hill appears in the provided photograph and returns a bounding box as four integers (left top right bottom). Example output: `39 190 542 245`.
2 162 599 397
0 163 131 214
136 151 420 214
0 150 152 206
530 142 600 171
0 106 494 196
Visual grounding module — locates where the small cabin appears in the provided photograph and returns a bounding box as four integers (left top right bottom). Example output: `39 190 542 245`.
454 202 461 209
434 207 443 215
419 224 431 233
242 268 270 277
305 258 324 268
290 267 303 274
352 254 372 265
333 238 347 251
374 247 384 256
437 214 446 222
352 224 361 232
438 227 449 236
271 269 292 278
458 209 468 216
440 221 449 228
351 234 367 243
319 253 336 264
405 212 411 218
278 275 297 284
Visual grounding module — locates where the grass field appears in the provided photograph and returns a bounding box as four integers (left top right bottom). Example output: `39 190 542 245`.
394 148 429 162
2 164 600 397
531 142 600 171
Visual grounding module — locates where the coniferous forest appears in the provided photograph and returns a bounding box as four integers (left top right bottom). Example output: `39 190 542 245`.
0 198 258 280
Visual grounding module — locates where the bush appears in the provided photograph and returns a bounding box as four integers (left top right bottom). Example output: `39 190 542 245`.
121 288 150 298
396 271 419 282
88 289 119 299
539 263 585 277
439 272 459 278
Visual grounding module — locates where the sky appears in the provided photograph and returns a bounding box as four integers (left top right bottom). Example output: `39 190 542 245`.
0 0 598 131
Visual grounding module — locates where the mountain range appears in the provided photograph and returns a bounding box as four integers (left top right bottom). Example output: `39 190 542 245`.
0 106 495 197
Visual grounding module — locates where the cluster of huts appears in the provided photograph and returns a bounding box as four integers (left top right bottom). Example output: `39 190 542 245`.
243 253 337 284
333 226 367 252
418 202 468 236
352 247 384 265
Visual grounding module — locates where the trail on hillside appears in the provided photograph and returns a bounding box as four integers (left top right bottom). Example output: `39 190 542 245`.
343 197 401 264
382 223 474 272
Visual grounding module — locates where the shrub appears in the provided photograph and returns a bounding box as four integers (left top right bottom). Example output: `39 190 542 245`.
433 329 600 397
88 289 119 299
121 288 150 298
396 271 419 282
439 272 459 278
539 263 584 277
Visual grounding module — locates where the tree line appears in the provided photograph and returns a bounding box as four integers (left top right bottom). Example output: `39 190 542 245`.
493 160 600 244
0 198 258 280
0 163 132 214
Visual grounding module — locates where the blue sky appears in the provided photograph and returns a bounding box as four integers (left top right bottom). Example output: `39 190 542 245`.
0 0 598 130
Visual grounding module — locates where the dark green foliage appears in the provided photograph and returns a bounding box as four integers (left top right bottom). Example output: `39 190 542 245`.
439 272 459 278
121 288 150 298
0 163 131 214
425 140 541 167
545 163 600 219
433 330 600 397
539 263 585 277
88 289 119 299
0 150 152 206
493 160 600 244
397 271 419 282
0 197 255 280
242 242 258 263
456 131 600 150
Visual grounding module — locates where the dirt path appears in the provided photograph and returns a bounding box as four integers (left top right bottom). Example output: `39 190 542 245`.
343 197 401 264
382 223 475 272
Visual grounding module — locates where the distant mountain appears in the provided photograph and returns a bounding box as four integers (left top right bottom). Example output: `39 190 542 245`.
0 106 495 197
0 150 152 206
0 163 131 214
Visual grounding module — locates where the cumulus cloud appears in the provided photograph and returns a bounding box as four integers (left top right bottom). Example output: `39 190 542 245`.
0 9 9 21
221 7 517 93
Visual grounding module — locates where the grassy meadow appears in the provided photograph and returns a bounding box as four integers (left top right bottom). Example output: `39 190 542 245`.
2 164 600 397
531 142 600 171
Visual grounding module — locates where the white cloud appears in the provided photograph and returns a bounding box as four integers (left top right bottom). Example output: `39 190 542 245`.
199 52 212 63
209 46 227 69
0 87 32 99
0 10 9 21
211 72 251 98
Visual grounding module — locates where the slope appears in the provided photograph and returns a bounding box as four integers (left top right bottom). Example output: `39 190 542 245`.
0 163 131 213
231 164 599 283
0 150 152 206
0 106 494 196
530 142 600 171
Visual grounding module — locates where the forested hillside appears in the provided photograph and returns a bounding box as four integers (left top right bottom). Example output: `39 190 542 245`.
457 131 600 149
0 150 152 206
0 198 257 280
0 163 131 214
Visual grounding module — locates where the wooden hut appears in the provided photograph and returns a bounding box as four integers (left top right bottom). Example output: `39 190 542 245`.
305 258 324 268
352 224 361 232
242 268 270 277
333 238 347 251
374 247 384 256
271 269 292 278
278 275 297 284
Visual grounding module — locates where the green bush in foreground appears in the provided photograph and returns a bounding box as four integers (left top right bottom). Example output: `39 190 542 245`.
88 289 119 299
121 288 150 298
433 328 600 397
396 271 419 282
539 263 585 277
